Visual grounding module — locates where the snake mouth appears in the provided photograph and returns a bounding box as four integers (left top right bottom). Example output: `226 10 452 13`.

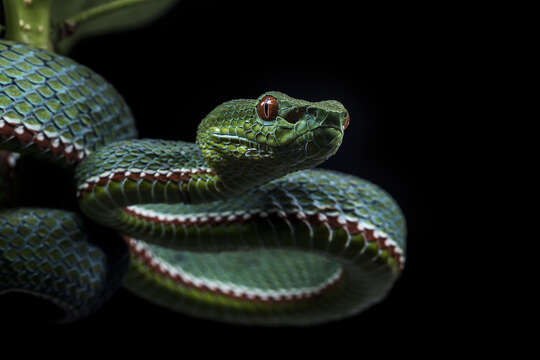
210 133 273 157
209 126 342 160
316 125 343 133
211 133 259 146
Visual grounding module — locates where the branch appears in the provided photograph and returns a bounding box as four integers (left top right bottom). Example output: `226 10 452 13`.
2 0 53 50
63 0 148 31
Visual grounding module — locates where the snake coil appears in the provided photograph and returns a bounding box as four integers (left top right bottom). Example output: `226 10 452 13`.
0 40 406 325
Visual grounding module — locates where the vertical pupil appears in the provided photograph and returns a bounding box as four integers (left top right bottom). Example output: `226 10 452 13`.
264 101 269 118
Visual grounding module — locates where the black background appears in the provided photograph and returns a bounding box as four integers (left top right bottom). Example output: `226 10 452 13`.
2 0 447 350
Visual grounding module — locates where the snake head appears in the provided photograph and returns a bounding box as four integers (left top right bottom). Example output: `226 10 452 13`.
196 91 349 189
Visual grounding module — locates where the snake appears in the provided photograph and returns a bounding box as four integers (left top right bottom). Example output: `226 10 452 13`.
0 39 406 325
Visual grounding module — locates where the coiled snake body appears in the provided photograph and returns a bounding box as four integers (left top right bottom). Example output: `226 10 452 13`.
0 40 406 325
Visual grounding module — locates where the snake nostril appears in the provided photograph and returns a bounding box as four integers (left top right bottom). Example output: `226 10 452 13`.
344 112 350 130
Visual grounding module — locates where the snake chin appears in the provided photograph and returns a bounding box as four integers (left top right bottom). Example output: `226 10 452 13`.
310 126 343 156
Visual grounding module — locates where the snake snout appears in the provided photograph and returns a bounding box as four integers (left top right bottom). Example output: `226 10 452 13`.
321 110 348 132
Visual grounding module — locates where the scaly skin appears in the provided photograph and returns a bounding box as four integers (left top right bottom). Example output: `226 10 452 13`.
0 207 127 321
0 40 406 325
0 40 132 320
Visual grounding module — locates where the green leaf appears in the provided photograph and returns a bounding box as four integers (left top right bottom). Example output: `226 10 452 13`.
52 0 180 54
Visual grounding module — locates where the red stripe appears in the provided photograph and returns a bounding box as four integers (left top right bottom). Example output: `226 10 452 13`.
0 121 85 163
125 237 343 303
124 208 404 268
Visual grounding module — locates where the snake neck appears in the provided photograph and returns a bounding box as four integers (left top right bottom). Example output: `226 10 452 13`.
75 139 281 211
200 151 295 198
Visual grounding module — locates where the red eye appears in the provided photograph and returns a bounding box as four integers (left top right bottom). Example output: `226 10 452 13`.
257 95 279 121
344 112 350 130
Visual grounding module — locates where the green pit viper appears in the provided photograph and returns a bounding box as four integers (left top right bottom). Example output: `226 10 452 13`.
0 39 406 325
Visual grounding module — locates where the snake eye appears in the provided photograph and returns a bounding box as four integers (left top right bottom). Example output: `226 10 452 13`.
257 95 279 122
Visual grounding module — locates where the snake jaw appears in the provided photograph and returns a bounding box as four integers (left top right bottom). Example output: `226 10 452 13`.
209 133 274 158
